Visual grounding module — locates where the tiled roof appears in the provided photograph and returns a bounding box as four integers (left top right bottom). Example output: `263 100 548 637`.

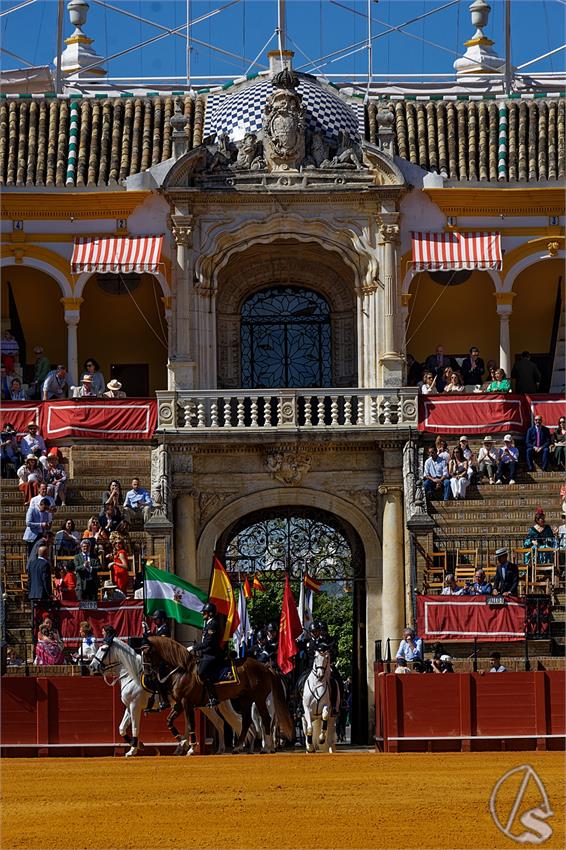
366 98 565 182
0 94 205 187
0 91 564 187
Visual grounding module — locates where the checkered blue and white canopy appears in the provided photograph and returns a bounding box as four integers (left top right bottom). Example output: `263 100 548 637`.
204 75 364 144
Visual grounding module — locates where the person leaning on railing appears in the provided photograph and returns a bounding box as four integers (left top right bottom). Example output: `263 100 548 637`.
485 367 511 393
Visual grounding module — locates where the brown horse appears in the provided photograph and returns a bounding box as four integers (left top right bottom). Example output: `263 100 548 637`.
145 636 294 753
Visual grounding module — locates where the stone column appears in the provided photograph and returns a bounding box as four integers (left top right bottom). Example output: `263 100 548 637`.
195 287 217 389
174 491 200 644
60 297 83 385
357 282 378 388
379 447 405 650
378 219 403 387
169 216 196 390
495 292 515 376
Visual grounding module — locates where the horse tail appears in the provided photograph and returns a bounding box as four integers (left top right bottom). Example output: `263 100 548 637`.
268 668 294 742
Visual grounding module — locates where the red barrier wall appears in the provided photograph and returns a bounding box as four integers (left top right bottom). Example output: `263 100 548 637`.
0 677 207 757
374 669 565 753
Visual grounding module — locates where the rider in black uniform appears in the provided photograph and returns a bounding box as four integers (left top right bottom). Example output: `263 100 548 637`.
142 610 171 712
265 622 279 666
192 602 224 707
251 629 270 663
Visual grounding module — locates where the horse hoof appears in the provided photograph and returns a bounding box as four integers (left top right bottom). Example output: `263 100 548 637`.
125 748 137 758
318 735 326 745
185 747 195 756
306 744 314 753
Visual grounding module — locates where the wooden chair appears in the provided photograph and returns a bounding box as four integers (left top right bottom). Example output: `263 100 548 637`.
454 565 476 586
422 551 446 594
456 548 479 570
528 547 557 594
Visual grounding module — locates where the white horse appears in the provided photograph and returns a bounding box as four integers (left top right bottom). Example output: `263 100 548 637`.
89 637 149 757
301 649 338 753
89 636 244 756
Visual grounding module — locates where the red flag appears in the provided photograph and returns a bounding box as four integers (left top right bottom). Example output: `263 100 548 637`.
252 574 266 592
304 573 322 593
277 574 303 674
242 576 252 599
208 556 240 644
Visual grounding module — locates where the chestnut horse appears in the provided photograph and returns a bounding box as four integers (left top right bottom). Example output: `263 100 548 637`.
145 636 294 753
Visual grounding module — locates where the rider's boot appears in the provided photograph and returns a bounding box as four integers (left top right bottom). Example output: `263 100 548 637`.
144 693 159 714
157 683 170 712
205 683 219 707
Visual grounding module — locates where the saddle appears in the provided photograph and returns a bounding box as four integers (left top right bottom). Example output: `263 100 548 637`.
196 659 239 687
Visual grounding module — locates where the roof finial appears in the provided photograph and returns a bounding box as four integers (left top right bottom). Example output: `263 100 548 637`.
54 0 107 81
454 0 506 79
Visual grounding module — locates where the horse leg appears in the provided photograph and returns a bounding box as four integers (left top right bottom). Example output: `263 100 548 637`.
201 706 226 755
255 699 274 753
233 699 253 754
183 702 198 757
125 697 145 758
303 703 314 753
319 704 329 746
119 707 132 747
166 702 186 754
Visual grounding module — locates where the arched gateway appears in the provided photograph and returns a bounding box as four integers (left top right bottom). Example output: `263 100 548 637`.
150 51 413 741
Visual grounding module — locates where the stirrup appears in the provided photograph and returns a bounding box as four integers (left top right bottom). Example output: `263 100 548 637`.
206 697 219 708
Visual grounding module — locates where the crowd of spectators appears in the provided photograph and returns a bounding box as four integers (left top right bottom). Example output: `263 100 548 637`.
0 337 127 401
410 345 544 395
423 423 563 502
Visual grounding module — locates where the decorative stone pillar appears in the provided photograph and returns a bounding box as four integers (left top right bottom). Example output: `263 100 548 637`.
379 482 405 648
195 285 217 390
174 491 200 644
60 297 83 385
495 292 515 376
378 219 403 387
357 281 379 388
169 216 196 390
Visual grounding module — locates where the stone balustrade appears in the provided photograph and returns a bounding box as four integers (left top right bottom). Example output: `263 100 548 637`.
156 388 418 432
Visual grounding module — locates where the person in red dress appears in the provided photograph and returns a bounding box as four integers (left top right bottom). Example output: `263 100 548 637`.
107 536 129 595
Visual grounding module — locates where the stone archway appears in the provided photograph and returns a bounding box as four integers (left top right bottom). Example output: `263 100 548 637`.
216 241 357 388
196 486 381 741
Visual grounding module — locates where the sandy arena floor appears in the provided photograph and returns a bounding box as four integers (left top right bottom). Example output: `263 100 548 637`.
1 751 564 850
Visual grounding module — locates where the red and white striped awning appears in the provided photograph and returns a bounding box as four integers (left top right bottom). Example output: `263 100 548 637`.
411 232 502 272
71 236 163 274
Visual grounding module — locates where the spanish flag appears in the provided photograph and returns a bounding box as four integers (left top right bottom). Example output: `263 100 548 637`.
242 576 252 600
208 556 240 644
252 574 266 592
304 572 322 593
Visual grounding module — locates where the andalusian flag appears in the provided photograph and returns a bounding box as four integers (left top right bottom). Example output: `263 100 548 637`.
208 556 240 644
144 565 207 627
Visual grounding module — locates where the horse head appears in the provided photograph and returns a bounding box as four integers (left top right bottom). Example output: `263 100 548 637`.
89 637 116 676
313 649 331 680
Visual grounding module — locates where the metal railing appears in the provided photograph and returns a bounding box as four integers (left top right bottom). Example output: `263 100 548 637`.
156 388 419 432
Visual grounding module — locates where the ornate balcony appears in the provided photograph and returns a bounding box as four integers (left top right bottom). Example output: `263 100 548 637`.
156 388 418 432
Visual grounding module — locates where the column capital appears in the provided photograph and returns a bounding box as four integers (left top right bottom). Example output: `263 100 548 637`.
169 215 194 247
494 291 515 307
378 222 400 245
60 297 83 312
378 482 403 496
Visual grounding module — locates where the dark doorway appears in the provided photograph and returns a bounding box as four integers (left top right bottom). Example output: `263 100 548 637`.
110 363 149 397
218 506 368 744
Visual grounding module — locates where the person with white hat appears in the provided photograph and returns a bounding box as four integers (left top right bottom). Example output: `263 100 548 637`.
477 436 498 484
493 548 519 596
495 434 518 485
76 374 97 398
103 379 127 399
101 578 126 601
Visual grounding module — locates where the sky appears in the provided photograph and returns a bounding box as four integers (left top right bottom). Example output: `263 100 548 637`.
1 0 565 85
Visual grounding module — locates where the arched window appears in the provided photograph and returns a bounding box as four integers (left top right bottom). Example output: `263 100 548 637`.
241 286 332 388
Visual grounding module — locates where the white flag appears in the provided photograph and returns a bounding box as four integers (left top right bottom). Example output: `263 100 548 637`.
234 586 252 649
298 579 314 631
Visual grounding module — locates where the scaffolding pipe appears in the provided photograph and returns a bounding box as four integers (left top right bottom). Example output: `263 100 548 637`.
55 0 65 95
504 0 512 94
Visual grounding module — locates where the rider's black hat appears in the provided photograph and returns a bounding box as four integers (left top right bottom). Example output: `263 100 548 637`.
152 610 166 621
202 602 217 616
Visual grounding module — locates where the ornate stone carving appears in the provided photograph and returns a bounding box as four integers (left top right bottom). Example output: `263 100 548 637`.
402 440 434 535
265 451 311 486
150 445 171 519
198 490 239 527
547 240 560 257
378 223 400 244
231 132 265 171
327 130 364 171
263 67 306 172
170 215 193 247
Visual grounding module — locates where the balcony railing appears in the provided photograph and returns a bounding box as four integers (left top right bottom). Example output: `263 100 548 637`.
156 388 419 432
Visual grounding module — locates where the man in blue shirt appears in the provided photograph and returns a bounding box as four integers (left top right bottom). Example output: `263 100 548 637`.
423 446 451 501
123 477 153 524
42 366 69 400
396 628 423 663
466 569 493 595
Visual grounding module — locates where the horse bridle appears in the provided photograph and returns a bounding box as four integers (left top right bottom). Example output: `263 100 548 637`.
93 637 120 680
